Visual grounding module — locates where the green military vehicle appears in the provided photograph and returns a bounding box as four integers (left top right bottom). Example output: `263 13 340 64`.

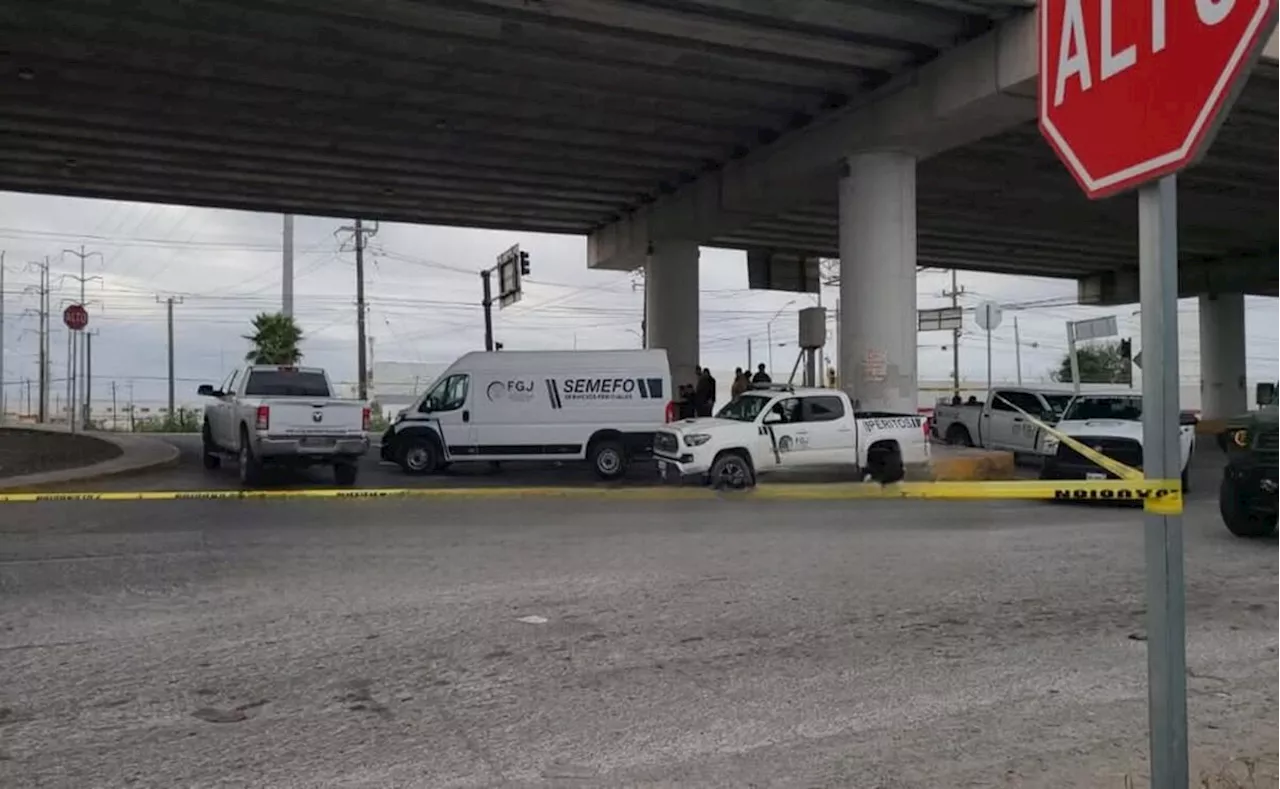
1217 383 1278 538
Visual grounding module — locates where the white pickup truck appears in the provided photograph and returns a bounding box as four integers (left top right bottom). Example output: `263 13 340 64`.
1039 392 1197 490
198 365 370 486
931 387 1075 455
652 385 929 488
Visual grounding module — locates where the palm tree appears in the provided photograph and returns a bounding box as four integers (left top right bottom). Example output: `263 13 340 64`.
243 312 304 365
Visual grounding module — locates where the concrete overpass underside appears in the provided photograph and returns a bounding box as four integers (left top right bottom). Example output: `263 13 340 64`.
713 72 1278 301
0 0 1033 231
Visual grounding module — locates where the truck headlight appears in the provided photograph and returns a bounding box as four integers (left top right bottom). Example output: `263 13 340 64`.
1231 429 1249 447
683 433 711 447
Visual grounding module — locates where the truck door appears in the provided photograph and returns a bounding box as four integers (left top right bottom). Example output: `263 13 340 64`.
800 394 855 464
419 373 476 458
759 396 817 468
988 390 1043 451
211 369 239 448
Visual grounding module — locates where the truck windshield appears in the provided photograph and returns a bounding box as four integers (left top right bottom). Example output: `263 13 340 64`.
1062 395 1142 422
243 370 331 397
1042 394 1073 416
716 393 771 422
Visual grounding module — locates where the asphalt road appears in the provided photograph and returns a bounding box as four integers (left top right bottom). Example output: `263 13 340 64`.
62 433 1230 496
88 433 672 491
1 492 1274 788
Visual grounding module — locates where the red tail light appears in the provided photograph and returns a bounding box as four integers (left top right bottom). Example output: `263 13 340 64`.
255 405 270 431
664 401 676 423
362 407 372 432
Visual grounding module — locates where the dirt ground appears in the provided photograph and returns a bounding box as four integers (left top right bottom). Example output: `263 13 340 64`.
0 428 121 478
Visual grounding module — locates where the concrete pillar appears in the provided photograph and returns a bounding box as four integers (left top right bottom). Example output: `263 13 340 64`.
1198 293 1247 420
837 151 918 413
645 240 700 389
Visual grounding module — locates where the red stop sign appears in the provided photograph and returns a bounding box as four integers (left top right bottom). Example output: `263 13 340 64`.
1039 0 1277 199
63 303 89 331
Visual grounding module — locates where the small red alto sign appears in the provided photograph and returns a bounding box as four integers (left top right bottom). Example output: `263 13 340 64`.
62 303 89 331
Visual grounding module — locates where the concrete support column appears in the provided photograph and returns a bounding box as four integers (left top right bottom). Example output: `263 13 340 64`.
837 151 918 413
645 240 700 389
1198 293 1247 420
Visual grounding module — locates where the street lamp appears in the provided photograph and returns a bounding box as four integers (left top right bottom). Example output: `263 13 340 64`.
766 299 796 375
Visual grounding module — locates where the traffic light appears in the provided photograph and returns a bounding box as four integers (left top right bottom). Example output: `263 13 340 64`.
519 251 530 277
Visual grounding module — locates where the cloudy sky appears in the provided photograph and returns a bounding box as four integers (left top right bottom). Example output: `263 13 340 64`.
0 191 1276 411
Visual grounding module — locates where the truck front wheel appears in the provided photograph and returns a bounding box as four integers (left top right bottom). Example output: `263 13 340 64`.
1220 474 1277 538
708 451 754 490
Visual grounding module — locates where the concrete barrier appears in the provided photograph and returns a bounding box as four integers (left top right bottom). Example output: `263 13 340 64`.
928 447 1018 481
1196 419 1228 437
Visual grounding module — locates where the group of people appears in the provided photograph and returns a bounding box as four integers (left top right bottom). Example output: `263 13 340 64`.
674 363 774 419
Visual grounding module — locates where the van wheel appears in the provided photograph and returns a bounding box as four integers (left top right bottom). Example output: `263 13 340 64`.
708 451 754 490
589 439 627 481
399 436 440 475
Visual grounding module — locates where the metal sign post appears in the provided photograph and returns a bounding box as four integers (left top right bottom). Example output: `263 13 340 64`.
975 301 1002 396
1035 0 1277 779
1138 175 1187 789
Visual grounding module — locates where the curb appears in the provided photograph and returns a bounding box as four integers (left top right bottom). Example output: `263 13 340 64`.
0 432 181 492
928 449 1018 481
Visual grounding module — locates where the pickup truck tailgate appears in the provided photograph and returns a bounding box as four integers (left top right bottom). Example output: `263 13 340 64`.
263 399 364 435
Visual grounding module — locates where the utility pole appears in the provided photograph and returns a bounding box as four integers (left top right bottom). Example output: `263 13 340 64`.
1013 316 1023 386
111 380 118 431
61 245 103 425
282 214 295 317
24 258 51 423
156 296 184 425
83 329 99 428
943 270 965 398
128 380 136 432
335 219 377 400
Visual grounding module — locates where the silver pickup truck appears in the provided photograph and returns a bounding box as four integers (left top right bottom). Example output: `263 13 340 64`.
198 365 370 486
931 387 1074 456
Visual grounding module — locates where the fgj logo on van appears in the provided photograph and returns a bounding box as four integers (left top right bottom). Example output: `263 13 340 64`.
546 377 665 408
486 379 536 403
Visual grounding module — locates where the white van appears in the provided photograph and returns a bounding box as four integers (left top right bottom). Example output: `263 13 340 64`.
379 349 673 480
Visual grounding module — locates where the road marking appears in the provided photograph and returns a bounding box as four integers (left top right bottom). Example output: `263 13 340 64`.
0 479 1183 513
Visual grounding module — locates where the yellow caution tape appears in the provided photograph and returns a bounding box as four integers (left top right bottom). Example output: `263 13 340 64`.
0 478 1183 512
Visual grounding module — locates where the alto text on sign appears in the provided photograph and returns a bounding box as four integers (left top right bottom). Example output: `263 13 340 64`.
1039 0 1277 198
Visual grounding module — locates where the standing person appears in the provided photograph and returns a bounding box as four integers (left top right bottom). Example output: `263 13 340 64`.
731 367 749 399
695 367 716 417
752 363 772 385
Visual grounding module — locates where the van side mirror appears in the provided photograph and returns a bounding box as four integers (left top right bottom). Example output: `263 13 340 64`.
197 384 216 397
1256 382 1276 407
